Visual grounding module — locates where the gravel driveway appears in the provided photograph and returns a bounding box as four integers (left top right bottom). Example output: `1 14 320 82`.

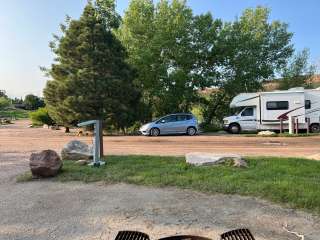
1 121 320 240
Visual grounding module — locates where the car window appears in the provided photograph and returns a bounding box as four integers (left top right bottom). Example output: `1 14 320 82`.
186 115 193 120
159 115 176 123
176 115 187 121
241 108 253 116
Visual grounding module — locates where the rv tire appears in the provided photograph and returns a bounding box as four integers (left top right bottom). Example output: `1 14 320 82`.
228 123 241 134
310 123 320 133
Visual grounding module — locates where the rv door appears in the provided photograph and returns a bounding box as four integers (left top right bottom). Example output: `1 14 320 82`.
239 107 257 131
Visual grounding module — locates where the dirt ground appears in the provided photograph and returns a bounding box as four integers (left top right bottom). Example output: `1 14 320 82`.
1 120 320 240
1 120 320 158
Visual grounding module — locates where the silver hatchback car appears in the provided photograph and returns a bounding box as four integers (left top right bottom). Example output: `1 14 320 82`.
139 113 198 136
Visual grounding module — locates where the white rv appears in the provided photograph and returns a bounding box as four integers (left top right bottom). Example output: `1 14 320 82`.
223 87 320 134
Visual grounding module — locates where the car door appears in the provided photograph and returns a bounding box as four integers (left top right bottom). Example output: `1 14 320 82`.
239 107 257 131
156 115 177 134
175 114 188 133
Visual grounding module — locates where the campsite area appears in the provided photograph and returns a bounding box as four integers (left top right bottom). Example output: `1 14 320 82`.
1 120 320 240
2 120 320 158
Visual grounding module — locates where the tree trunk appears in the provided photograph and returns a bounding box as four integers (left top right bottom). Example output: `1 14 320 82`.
65 126 70 133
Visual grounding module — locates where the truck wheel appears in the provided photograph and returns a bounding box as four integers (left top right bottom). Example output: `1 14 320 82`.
228 123 241 134
310 123 320 133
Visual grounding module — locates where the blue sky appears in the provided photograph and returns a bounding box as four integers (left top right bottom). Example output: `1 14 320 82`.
1 0 319 98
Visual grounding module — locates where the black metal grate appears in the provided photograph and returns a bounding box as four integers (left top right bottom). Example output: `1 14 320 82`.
220 228 255 240
115 231 150 240
159 235 212 240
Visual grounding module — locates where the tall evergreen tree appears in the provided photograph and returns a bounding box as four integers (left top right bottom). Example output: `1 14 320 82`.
43 1 140 131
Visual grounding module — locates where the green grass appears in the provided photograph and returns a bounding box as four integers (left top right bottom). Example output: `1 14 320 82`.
0 108 30 119
18 155 320 214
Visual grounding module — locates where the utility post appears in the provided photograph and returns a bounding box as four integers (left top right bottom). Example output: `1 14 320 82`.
78 120 105 167
99 119 104 159
289 116 294 135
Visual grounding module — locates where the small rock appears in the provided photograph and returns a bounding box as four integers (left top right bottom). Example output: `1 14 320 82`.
186 152 247 168
61 140 93 161
30 150 62 177
233 158 248 168
75 160 89 166
258 130 276 136
43 124 49 129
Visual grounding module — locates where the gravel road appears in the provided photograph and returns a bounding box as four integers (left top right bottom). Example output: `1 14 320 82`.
2 120 320 158
1 120 320 240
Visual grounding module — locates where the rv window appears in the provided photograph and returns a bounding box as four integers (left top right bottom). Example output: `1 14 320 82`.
266 101 289 110
305 100 311 109
241 108 254 116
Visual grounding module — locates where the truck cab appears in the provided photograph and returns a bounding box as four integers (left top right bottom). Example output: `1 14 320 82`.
223 106 257 134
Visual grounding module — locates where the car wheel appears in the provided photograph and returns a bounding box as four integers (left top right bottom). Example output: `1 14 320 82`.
310 123 320 133
228 123 241 134
150 128 160 136
187 127 197 136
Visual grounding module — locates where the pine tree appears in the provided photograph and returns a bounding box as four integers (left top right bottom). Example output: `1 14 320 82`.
43 1 140 131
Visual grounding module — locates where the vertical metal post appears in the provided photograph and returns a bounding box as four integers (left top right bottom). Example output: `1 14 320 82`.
289 116 294 134
94 122 100 165
99 120 104 158
307 118 310 134
280 119 283 134
295 118 299 134
77 120 105 167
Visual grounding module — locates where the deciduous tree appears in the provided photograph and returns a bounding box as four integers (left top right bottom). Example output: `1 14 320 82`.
24 94 45 110
279 49 315 90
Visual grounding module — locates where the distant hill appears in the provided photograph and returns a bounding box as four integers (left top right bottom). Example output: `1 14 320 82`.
198 74 320 97
263 74 320 91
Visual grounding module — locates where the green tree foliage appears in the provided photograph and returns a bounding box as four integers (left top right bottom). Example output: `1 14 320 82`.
43 1 140 131
24 94 45 110
0 90 7 98
218 7 293 95
0 97 10 110
29 107 55 126
279 49 316 90
201 7 294 126
200 90 232 126
117 0 222 117
118 3 293 124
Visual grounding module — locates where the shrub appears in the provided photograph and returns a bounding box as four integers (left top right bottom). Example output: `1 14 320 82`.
29 107 55 126
0 97 10 110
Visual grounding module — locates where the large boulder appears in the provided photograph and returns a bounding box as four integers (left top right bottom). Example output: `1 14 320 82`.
186 152 247 168
30 150 63 177
61 140 93 161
